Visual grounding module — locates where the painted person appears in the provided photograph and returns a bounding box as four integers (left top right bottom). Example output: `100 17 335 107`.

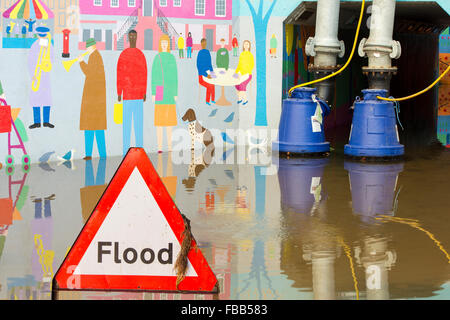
25 18 36 33
216 38 229 71
186 32 193 59
77 38 107 160
21 24 27 38
270 34 278 58
232 34 239 57
151 34 178 153
117 30 147 156
178 33 185 59
234 40 255 106
6 24 11 38
28 27 54 129
196 38 216 106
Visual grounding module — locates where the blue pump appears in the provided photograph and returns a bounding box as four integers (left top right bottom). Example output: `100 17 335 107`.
345 89 404 158
273 87 331 156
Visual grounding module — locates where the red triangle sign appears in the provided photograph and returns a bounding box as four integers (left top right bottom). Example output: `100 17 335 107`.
53 148 217 293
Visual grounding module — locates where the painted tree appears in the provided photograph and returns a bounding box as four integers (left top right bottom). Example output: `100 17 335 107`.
243 0 278 126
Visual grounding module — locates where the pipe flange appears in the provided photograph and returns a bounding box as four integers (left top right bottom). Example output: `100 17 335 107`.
305 37 316 57
338 40 346 58
358 38 367 58
308 64 341 73
362 66 398 76
390 40 402 59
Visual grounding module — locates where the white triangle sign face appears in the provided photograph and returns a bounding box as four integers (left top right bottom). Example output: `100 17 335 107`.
54 148 217 293
74 168 198 277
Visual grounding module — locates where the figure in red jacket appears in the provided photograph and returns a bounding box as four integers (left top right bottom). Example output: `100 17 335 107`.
117 30 148 156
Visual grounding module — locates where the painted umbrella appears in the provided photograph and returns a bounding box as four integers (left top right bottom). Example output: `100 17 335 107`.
2 0 54 20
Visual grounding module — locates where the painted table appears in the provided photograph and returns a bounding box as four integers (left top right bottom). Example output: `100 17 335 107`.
203 68 250 106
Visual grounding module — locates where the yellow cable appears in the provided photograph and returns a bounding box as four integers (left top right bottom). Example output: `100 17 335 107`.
338 237 360 300
377 66 450 102
376 215 450 263
288 0 366 97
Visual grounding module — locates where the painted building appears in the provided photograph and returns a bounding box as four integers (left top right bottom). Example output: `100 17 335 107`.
154 0 233 51
78 0 233 51
78 0 142 50
44 0 79 34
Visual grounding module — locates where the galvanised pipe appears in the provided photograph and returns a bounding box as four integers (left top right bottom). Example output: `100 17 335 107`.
362 0 400 67
305 0 345 104
358 0 401 90
306 0 345 67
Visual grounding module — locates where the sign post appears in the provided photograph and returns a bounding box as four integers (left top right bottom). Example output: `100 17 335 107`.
52 148 217 298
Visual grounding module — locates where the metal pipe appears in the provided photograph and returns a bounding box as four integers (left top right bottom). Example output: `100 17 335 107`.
358 0 401 91
312 0 344 67
305 0 345 104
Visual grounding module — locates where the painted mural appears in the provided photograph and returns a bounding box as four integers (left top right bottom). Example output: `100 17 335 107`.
0 0 289 166
2 0 54 49
438 27 450 148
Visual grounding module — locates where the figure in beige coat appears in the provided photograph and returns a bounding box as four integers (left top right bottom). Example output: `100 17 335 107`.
78 38 107 160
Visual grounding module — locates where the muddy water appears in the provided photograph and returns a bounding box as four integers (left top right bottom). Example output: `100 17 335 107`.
0 147 449 300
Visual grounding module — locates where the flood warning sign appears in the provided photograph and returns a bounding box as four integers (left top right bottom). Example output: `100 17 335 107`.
53 148 217 293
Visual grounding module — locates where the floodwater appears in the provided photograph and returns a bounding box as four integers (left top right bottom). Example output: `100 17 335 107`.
0 145 449 300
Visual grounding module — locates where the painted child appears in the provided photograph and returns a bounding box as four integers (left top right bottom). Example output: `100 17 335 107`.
216 38 230 72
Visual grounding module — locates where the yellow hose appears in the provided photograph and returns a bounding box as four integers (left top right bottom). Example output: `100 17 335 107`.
338 237 360 300
377 66 450 102
288 0 366 97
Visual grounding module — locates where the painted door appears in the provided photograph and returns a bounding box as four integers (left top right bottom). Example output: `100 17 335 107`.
144 29 153 50
205 28 214 51
105 30 112 50
143 0 153 17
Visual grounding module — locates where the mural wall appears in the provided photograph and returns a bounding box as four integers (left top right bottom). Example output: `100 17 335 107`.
0 0 292 166
0 0 448 167
438 27 450 148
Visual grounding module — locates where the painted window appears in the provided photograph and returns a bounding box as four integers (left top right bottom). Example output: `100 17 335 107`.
195 0 205 16
83 29 91 42
110 0 119 7
215 0 226 17
160 0 167 7
173 0 181 7
94 29 102 41
128 0 136 6
93 0 102 6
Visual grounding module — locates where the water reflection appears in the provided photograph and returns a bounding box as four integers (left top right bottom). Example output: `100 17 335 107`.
345 161 403 222
80 159 107 223
276 158 328 215
355 235 396 300
0 147 449 300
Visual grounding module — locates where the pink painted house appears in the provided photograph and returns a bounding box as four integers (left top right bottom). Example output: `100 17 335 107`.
79 0 147 50
153 0 233 51
78 0 233 52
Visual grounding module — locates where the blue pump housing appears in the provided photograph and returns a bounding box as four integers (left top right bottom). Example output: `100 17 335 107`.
273 87 331 155
344 89 404 158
